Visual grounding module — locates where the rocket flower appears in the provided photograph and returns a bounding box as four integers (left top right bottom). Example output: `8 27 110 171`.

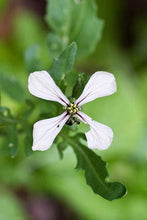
28 70 117 151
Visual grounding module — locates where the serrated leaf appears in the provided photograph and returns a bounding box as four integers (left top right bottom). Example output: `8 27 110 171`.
24 45 42 73
50 42 77 82
70 135 126 200
0 73 25 102
46 0 104 59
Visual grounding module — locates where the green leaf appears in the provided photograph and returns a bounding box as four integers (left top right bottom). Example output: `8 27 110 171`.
24 45 42 73
0 73 25 102
69 134 126 200
24 128 33 156
46 0 104 59
7 123 18 158
46 0 70 35
0 107 16 126
72 73 88 99
58 78 67 95
0 107 10 126
46 32 65 57
22 99 35 120
0 107 19 157
57 141 69 159
50 42 77 82
0 107 18 157
20 100 34 156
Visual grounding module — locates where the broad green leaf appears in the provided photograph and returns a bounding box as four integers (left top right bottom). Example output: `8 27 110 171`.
46 0 104 59
24 45 42 73
0 73 25 102
69 134 126 200
50 42 77 82
7 123 18 158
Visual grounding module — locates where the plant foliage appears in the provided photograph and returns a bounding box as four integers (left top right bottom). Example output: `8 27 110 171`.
0 0 126 201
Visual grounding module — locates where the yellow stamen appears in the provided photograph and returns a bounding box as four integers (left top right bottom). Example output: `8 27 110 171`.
67 103 79 115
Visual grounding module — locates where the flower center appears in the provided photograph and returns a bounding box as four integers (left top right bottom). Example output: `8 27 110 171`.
67 103 79 115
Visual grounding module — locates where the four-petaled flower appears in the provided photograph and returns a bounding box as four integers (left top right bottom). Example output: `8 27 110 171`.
28 71 117 151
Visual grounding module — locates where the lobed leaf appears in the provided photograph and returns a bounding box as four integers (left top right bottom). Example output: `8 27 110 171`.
70 134 126 200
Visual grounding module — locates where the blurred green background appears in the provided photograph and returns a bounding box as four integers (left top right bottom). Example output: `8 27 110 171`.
0 0 147 219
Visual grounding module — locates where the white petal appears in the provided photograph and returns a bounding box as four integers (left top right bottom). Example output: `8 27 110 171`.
32 111 70 151
28 71 70 106
75 71 117 107
76 111 113 150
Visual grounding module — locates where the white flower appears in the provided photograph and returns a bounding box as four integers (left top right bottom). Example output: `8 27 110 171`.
28 71 117 151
